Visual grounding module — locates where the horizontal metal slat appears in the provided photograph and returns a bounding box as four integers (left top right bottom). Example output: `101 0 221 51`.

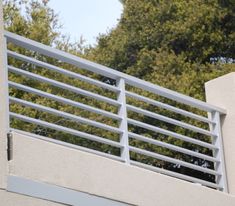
127 104 215 137
10 97 122 134
10 112 122 148
127 118 217 150
130 161 221 189
8 50 120 93
126 91 215 125
9 81 121 121
128 132 218 163
8 65 121 106
129 146 220 176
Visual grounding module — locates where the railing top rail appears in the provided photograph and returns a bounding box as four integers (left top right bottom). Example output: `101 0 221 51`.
4 31 226 114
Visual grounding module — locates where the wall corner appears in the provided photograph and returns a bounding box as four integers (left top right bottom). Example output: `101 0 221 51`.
205 72 235 196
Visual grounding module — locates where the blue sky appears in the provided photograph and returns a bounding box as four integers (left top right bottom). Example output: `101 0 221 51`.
48 0 123 46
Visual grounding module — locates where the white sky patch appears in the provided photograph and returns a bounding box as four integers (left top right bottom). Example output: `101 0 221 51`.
48 0 123 46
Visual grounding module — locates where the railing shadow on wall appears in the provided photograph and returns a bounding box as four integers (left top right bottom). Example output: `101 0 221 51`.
3 31 228 192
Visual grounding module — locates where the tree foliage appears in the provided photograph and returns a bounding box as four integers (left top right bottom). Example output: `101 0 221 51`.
3 0 59 44
90 0 235 95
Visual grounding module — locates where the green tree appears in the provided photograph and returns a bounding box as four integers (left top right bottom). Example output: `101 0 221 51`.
3 0 59 44
91 0 235 67
89 0 235 100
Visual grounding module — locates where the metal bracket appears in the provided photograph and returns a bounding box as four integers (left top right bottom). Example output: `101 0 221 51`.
7 132 13 161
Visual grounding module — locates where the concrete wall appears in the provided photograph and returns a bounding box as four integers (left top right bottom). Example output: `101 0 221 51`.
205 72 235 196
9 131 235 206
0 189 64 206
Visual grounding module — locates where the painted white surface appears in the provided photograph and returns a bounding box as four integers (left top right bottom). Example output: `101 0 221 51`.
9 131 235 206
0 189 64 206
7 176 130 206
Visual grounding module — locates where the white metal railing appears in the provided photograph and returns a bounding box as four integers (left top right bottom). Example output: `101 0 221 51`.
3 31 228 192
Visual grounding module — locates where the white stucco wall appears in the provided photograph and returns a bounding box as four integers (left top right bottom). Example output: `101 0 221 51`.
9 131 235 206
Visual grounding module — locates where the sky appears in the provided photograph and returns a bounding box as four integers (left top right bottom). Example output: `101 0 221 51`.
48 0 123 46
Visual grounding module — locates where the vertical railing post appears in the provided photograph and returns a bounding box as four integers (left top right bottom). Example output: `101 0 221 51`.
117 78 130 164
0 1 10 189
211 111 228 192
